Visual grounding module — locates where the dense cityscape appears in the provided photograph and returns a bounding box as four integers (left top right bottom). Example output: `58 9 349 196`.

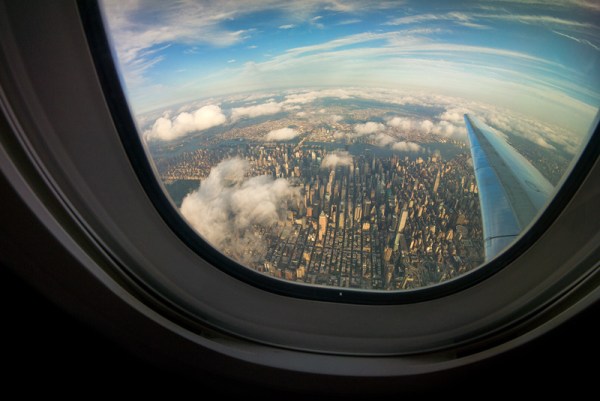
152 115 485 290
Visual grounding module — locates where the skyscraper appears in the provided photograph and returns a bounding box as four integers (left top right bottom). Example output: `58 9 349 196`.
398 208 409 233
319 211 327 241
433 170 441 193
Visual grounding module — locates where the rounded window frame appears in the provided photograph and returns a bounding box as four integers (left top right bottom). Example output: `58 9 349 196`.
0 0 598 366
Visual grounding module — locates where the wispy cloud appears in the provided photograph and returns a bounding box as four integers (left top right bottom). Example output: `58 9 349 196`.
385 12 474 27
499 14 593 28
385 11 593 30
279 24 295 29
310 15 325 28
552 30 600 51
102 0 399 85
492 0 600 12
337 18 361 25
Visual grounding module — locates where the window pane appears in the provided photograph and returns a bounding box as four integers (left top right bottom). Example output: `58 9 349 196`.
100 1 599 291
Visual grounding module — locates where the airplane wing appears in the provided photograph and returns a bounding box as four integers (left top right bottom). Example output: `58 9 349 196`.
463 114 554 261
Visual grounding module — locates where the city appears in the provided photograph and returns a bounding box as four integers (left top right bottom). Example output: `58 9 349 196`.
155 134 484 290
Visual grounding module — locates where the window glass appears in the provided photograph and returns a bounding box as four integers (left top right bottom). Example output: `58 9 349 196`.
100 0 599 291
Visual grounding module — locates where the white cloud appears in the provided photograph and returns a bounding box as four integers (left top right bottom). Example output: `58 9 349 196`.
373 133 395 147
354 121 385 135
384 11 592 30
496 0 600 12
439 109 465 123
329 114 343 123
337 18 361 25
279 24 295 29
144 105 226 141
534 137 556 149
392 141 422 152
101 1 398 86
418 120 435 134
496 14 593 28
227 59 236 63
552 30 600 52
482 111 571 152
265 127 299 141
384 12 474 27
432 120 459 137
310 15 324 28
284 88 353 104
231 101 283 120
180 157 300 265
321 151 353 168
386 110 468 139
387 116 413 130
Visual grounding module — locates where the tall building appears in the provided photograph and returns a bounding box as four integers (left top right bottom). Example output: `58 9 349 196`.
319 211 327 241
384 247 393 262
433 170 441 193
354 205 362 222
398 208 409 232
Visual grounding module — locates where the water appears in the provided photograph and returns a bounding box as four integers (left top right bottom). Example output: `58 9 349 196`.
164 179 199 207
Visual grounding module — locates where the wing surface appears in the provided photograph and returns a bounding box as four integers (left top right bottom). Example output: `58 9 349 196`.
464 114 554 261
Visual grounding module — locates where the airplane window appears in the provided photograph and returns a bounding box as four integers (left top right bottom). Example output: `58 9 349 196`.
98 0 599 293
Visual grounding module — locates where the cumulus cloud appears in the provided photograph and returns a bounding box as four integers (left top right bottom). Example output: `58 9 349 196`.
482 112 565 152
231 101 282 120
354 121 385 135
432 120 459 137
392 141 423 152
387 113 467 138
387 116 413 130
373 133 396 147
180 158 299 264
419 120 435 134
144 105 226 141
321 151 353 168
265 127 299 141
439 109 465 123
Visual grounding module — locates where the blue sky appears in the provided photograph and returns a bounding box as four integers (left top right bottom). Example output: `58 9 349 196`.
102 0 600 134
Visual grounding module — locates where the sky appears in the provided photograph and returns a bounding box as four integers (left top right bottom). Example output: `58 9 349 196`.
101 0 600 135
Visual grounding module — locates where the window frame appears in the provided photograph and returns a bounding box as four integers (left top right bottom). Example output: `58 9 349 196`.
0 0 599 374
